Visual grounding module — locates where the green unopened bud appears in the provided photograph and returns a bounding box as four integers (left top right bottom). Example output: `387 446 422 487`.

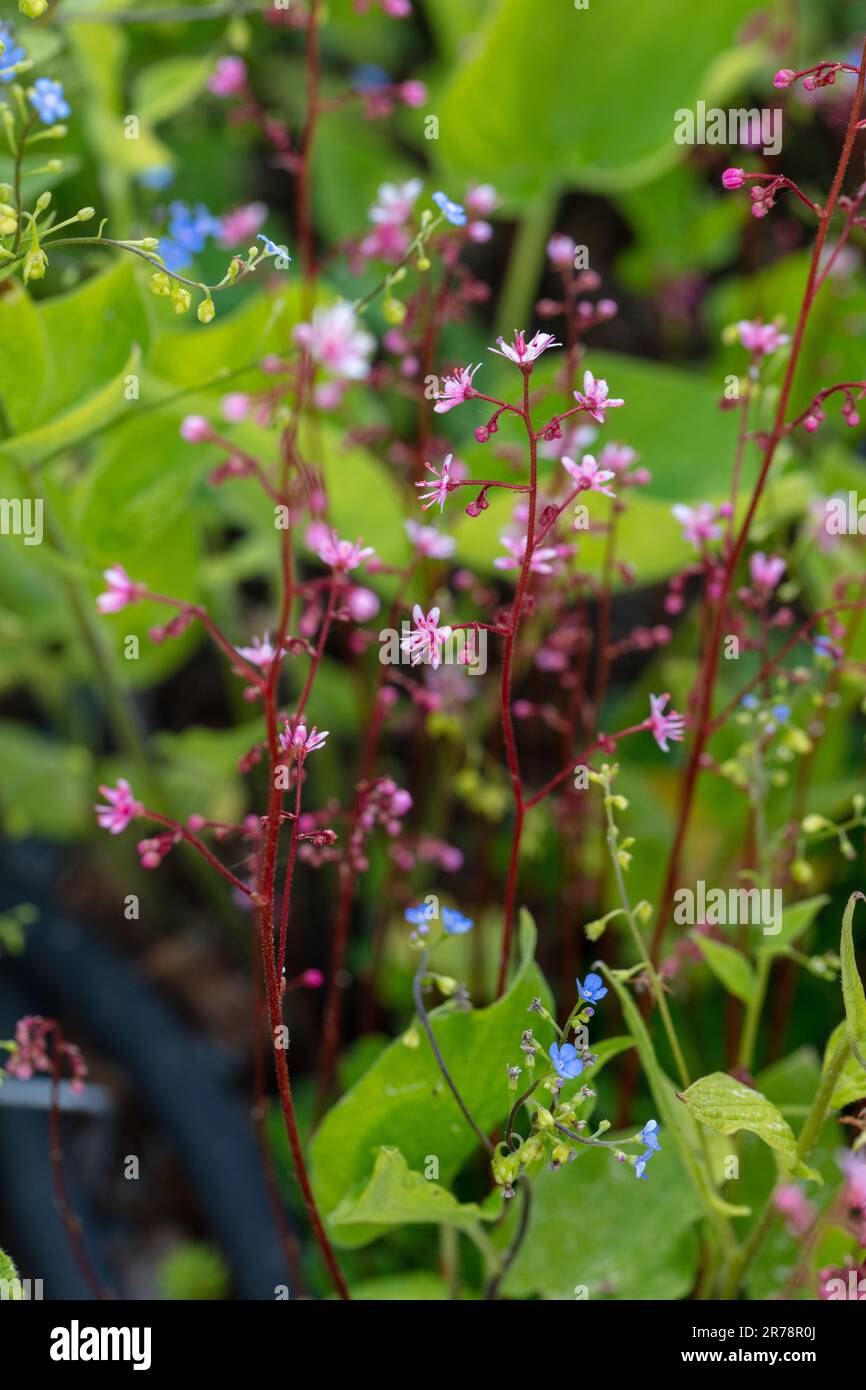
76 206 95 221
34 190 51 213
519 1135 545 1163
551 1143 571 1165
45 159 62 173
383 295 406 325
138 237 158 250
197 296 215 324
0 203 17 237
534 1105 554 1129
801 814 829 835
19 0 49 16
417 254 431 271
171 285 191 315
491 1145 520 1187
401 1021 420 1049
854 793 866 817
790 858 813 885
785 727 813 755
148 271 171 297
23 244 48 282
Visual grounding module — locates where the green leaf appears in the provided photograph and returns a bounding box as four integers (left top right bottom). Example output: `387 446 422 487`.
0 722 91 840
132 56 213 127
694 935 756 1005
840 892 866 1072
330 1145 495 1235
340 1272 452 1301
502 1136 701 1300
758 895 829 958
436 0 764 199
821 1023 866 1111
310 911 552 1247
679 1072 816 1180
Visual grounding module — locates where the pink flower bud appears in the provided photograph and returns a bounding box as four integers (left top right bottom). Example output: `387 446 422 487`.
399 79 426 107
773 69 795 89
180 414 211 443
722 167 745 189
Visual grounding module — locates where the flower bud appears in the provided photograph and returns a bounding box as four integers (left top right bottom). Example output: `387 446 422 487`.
0 204 17 237
148 271 171 296
197 296 215 323
23 244 48 282
34 191 52 213
77 206 96 221
171 285 191 315
20 0 49 16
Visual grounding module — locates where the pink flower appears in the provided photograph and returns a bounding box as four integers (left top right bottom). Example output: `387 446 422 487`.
465 183 498 217
433 364 481 414
721 167 745 189
490 329 561 365
368 178 422 225
208 56 247 97
96 564 142 613
235 633 277 668
573 370 624 424
346 586 380 622
280 721 329 756
293 303 375 380
773 1184 816 1237
180 414 212 443
672 502 722 550
399 80 426 107
401 604 453 668
315 529 375 571
416 453 453 512
220 391 251 422
5 1016 87 1093
749 551 786 590
646 693 686 753
218 202 267 247
494 534 559 575
562 453 616 498
737 319 790 355
774 69 796 89
599 442 638 473
547 233 576 268
95 778 143 834
404 519 456 558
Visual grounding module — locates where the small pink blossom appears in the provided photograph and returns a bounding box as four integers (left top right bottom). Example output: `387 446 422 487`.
293 303 375 380
547 233 576 268
490 329 561 365
774 69 796 89
599 442 638 473
737 319 790 356
208 56 247 98
721 167 745 189
646 693 687 753
749 551 786 590
495 534 559 575
96 564 142 613
4 1016 87 1093
280 721 329 756
235 633 277 668
404 519 456 558
773 1184 816 1237
672 502 722 550
180 414 212 443
220 391 251 422
345 586 380 622
399 79 426 107
315 529 375 571
562 453 616 498
465 183 498 217
433 364 481 414
401 604 453 668
218 201 267 247
368 178 422 225
573 370 624 424
95 778 143 834
416 453 453 512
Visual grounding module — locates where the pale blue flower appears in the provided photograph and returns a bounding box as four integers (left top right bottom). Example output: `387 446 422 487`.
432 190 467 226
549 1041 584 1081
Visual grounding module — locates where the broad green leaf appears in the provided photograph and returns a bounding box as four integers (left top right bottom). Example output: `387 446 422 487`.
758 895 829 958
0 723 91 840
436 0 764 199
822 1022 866 1111
679 1072 815 1180
330 1146 494 1235
0 346 141 470
840 892 866 1072
694 935 756 1005
502 1136 701 1301
132 56 213 127
310 911 552 1247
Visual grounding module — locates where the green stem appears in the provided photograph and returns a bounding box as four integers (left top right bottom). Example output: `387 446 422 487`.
497 188 559 336
737 952 771 1073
